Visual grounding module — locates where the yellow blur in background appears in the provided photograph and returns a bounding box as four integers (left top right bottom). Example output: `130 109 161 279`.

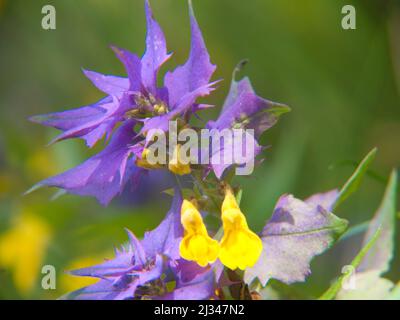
0 212 51 294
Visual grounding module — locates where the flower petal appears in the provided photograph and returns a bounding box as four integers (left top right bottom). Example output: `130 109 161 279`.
29 121 144 206
141 0 171 94
164 0 216 108
141 188 183 260
82 69 129 96
112 46 142 92
208 76 289 138
61 279 126 300
30 97 121 148
161 259 216 300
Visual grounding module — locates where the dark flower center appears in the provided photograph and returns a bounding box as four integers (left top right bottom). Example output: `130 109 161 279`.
125 93 169 119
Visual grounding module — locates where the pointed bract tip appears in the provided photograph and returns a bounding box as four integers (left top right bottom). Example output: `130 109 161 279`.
365 147 378 159
144 0 155 23
28 114 46 124
23 183 44 196
188 0 194 14
81 68 98 80
64 267 87 277
233 59 249 80
269 102 291 115
188 0 199 28
125 228 140 247
45 137 59 147
50 189 67 201
110 45 122 56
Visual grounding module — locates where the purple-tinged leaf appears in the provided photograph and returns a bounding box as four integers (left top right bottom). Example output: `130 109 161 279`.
305 189 339 212
245 194 348 286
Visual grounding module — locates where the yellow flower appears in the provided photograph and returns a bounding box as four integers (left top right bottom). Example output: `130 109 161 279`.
168 144 191 176
0 213 52 294
179 200 219 267
219 188 262 270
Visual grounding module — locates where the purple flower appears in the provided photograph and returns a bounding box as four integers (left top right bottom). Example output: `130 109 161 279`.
27 120 145 206
63 192 216 300
160 259 216 300
207 64 290 178
29 0 217 205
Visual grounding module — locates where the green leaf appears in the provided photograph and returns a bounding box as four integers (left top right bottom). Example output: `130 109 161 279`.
336 270 395 300
235 189 243 205
332 148 377 210
324 170 398 300
388 282 400 300
318 227 382 300
358 170 397 273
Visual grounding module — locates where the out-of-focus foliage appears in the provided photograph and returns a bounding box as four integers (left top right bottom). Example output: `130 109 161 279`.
321 170 397 299
0 0 399 299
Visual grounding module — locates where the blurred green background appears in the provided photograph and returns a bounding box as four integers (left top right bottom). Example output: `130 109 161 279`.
0 0 399 299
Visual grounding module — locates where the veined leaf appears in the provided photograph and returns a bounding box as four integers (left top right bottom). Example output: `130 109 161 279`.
244 194 348 286
332 148 377 210
318 227 382 300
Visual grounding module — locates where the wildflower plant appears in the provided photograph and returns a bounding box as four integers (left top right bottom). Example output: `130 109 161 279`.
28 0 399 300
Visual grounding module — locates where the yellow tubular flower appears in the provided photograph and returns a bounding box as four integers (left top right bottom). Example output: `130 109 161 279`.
168 144 191 176
179 200 219 267
219 188 263 270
